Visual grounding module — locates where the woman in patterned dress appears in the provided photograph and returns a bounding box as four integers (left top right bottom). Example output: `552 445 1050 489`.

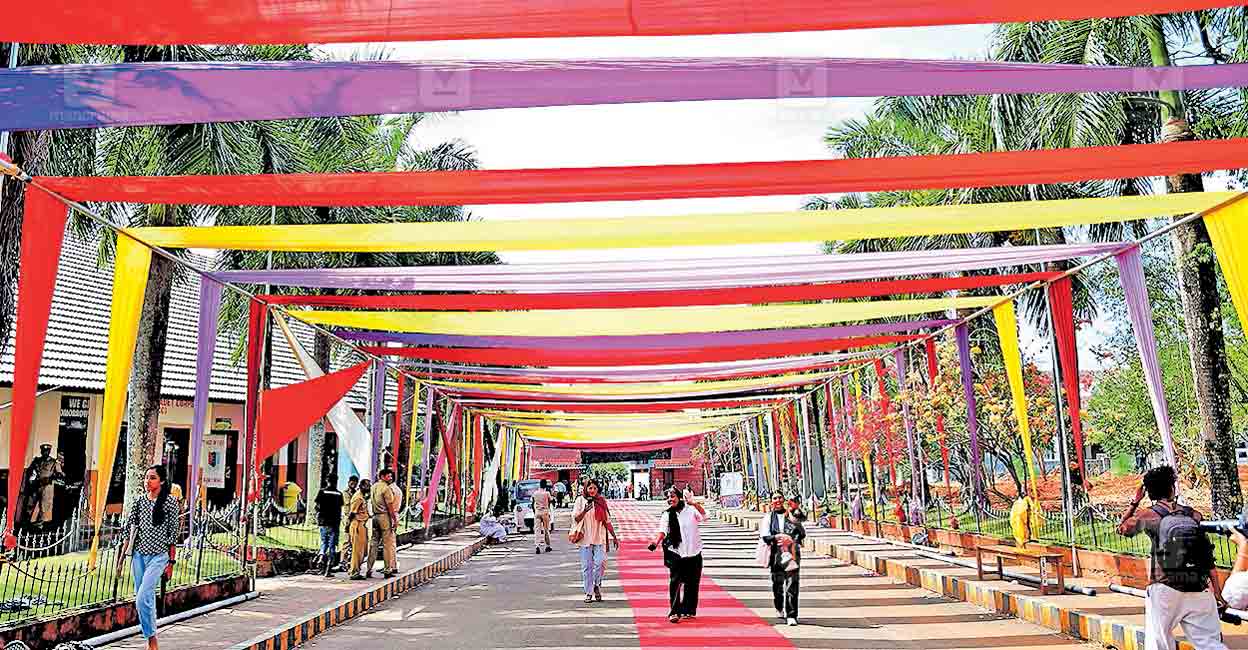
119 465 181 649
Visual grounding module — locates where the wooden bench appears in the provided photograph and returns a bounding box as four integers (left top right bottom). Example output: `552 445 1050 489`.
975 544 1065 595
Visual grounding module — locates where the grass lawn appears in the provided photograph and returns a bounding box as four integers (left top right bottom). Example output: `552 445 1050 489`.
0 544 243 627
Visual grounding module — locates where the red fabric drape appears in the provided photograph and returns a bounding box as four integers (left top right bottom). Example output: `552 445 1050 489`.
360 334 921 366
37 139 1248 206
5 0 1222 45
255 362 370 473
392 376 405 473
439 403 463 504
786 401 801 477
471 415 485 512
1048 277 1087 475
243 300 267 500
873 359 898 488
258 273 1057 310
5 190 69 547
924 338 951 490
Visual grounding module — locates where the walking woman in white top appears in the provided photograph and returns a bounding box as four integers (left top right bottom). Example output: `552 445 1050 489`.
572 478 620 603
649 487 707 623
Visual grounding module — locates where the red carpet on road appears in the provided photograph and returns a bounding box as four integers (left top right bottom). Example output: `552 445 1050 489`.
610 500 796 649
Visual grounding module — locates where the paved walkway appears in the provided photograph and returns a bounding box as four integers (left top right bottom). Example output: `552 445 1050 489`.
295 501 1096 650
101 527 483 650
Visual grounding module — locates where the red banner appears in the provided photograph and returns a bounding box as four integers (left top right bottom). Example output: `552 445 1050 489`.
1048 277 1087 476
5 190 69 547
255 362 371 473
4 1 1231 45
37 139 1248 206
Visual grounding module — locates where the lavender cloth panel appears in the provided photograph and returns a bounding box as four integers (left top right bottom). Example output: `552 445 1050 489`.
1115 248 1179 469
420 386 435 491
371 361 386 476
188 278 222 541
335 318 954 350
894 348 920 503
6 58 1248 131
216 243 1121 292
955 324 984 508
394 349 881 378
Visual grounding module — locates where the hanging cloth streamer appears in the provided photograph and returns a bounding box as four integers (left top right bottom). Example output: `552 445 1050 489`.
1114 247 1180 469
993 302 1040 499
5 190 69 548
3 0 1234 45
1205 197 1248 334
187 278 223 540
955 324 985 508
1047 277 1087 476
8 58 1248 132
255 362 371 473
88 237 153 565
39 156 1242 210
924 338 952 494
288 296 997 337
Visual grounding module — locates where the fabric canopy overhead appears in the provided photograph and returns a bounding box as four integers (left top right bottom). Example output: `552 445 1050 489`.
406 361 854 385
9 58 1247 132
427 372 832 396
360 334 915 366
115 192 1236 255
289 296 997 336
456 397 790 413
36 146 1246 207
528 435 704 451
227 251 1084 291
339 319 953 351
4 0 1233 44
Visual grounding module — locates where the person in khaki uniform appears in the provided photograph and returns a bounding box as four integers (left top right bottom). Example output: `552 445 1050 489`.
368 468 400 578
347 478 372 580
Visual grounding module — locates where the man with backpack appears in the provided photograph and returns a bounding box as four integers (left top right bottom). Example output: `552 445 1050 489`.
1119 465 1228 650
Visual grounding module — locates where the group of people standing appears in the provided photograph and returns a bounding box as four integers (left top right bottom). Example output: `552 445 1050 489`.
311 469 403 581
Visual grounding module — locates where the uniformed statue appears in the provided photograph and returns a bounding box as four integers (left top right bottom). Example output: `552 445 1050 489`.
22 444 64 529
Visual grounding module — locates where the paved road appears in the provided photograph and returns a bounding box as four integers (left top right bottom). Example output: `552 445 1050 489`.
296 501 1099 650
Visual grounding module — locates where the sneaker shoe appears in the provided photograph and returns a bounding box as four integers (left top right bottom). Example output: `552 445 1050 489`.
787 618 798 626
776 611 785 621
594 587 603 602
349 574 364 581
535 547 541 554
668 614 680 624
545 546 553 553
584 594 594 603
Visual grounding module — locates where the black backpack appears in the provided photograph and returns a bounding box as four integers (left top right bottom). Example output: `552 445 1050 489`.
1151 504 1215 592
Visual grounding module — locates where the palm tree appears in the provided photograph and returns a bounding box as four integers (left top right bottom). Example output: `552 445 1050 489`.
0 44 97 359
214 105 497 520
990 11 1247 516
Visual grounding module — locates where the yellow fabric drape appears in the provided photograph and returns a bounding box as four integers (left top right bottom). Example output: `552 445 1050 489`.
1206 197 1248 332
89 237 153 565
428 372 830 397
287 296 997 337
862 451 877 521
130 192 1240 253
993 301 1039 500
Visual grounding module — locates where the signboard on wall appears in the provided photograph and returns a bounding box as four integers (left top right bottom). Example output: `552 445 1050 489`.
202 433 228 489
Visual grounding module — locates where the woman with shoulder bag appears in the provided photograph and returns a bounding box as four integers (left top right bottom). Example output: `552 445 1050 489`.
117 465 181 650
760 492 806 626
572 479 620 603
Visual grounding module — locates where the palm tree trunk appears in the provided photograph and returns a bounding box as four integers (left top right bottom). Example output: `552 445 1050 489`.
123 249 177 513
303 331 332 525
1144 18 1242 518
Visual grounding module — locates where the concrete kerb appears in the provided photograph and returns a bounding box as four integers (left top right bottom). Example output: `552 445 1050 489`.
228 533 488 650
716 509 1157 650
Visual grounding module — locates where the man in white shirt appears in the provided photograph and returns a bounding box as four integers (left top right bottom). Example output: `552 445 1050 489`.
649 487 707 623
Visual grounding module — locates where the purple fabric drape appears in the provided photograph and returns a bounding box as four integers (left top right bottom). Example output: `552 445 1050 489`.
188 278 222 540
436 373 831 402
6 58 1245 132
370 361 386 476
955 324 984 507
420 386 436 490
1115 247 1179 468
894 348 921 503
336 318 953 350
216 243 1121 292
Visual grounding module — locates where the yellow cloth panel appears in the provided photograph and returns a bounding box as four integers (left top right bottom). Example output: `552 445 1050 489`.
489 415 748 431
430 373 829 396
406 384 421 497
130 192 1240 252
1009 496 1046 548
288 296 997 336
993 301 1039 500
1206 197 1248 333
89 237 153 565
